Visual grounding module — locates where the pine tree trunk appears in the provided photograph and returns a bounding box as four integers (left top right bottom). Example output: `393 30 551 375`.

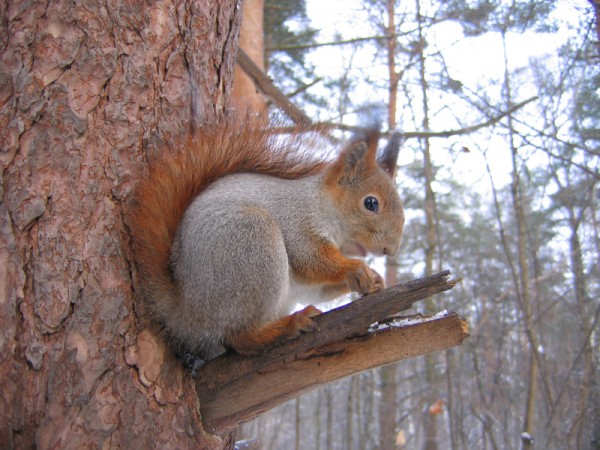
231 0 266 112
0 1 241 448
379 1 399 447
414 1 440 449
501 32 538 450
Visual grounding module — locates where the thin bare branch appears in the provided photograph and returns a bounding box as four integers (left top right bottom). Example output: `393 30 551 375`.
236 49 312 125
265 32 414 52
268 97 539 139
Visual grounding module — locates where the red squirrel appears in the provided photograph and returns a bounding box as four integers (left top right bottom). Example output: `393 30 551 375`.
130 118 404 369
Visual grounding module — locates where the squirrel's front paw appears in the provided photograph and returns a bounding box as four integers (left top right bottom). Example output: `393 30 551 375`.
347 264 384 294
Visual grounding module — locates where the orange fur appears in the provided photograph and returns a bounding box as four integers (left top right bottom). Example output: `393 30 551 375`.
129 118 327 317
294 241 364 284
129 118 399 361
226 306 321 355
322 129 379 192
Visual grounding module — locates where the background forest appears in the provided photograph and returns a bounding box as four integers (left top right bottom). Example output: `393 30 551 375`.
237 0 600 449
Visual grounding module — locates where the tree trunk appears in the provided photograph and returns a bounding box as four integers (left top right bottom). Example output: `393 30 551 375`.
379 1 401 447
414 1 441 449
501 32 538 450
295 396 301 450
0 1 241 448
589 0 600 60
231 0 267 112
566 206 594 448
347 380 355 450
326 387 334 450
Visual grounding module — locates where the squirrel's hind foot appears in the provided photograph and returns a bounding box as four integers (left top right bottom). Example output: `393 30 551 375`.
288 305 321 336
178 352 207 376
227 305 323 356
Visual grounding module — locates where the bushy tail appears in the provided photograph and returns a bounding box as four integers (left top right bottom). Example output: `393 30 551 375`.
129 118 327 319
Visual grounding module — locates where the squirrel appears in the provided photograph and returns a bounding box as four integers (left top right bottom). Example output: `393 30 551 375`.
129 118 405 369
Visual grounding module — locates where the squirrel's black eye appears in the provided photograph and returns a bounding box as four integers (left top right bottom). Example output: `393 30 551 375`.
364 196 379 212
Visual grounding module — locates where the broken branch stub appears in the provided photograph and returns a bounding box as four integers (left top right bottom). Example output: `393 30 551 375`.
195 270 467 435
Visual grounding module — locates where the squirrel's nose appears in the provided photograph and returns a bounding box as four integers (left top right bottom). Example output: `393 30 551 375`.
384 241 400 257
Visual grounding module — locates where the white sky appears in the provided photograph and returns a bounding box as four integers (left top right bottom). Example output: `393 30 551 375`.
303 0 589 189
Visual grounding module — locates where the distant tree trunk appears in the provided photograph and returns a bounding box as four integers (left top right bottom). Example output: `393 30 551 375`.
379 357 398 450
315 391 322 450
500 32 539 450
0 1 241 448
295 397 301 450
354 376 365 450
414 1 441 449
347 380 355 450
379 1 400 448
558 176 595 449
566 212 594 449
386 0 400 129
590 0 600 60
326 387 334 450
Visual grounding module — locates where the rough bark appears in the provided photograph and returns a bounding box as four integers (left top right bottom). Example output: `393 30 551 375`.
196 272 468 436
0 1 241 448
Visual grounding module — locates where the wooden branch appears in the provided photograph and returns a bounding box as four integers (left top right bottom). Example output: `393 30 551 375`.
265 31 414 51
195 271 468 435
236 49 313 126
269 96 539 139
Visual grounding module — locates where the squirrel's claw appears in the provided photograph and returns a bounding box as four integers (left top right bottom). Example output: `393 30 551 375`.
347 264 385 295
290 305 322 335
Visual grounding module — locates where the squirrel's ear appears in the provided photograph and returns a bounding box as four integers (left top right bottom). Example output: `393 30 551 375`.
325 131 379 187
378 131 402 179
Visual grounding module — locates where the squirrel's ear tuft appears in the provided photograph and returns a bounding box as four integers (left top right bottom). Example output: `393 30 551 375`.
361 129 380 169
344 141 368 168
378 131 402 178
